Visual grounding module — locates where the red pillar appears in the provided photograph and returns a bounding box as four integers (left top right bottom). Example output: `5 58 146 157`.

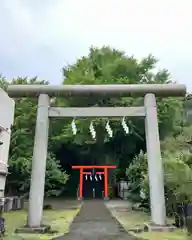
104 168 108 199
79 168 83 199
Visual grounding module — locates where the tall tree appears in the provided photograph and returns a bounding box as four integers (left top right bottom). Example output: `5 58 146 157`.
59 46 183 177
0 76 68 196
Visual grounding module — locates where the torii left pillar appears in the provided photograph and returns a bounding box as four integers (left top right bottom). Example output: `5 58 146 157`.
27 94 50 229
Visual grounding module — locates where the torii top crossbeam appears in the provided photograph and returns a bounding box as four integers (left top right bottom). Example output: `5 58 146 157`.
6 84 186 97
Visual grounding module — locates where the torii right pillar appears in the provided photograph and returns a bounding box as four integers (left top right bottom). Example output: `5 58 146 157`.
144 93 166 226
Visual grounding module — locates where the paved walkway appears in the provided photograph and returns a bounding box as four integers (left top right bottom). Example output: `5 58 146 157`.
55 200 142 240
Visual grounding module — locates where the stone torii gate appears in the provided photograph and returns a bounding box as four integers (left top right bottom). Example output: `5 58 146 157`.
2 84 186 231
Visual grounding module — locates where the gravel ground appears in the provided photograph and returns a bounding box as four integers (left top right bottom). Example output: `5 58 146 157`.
55 200 142 240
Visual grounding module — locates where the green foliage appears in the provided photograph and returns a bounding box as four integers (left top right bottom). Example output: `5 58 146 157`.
60 46 182 179
0 76 69 196
126 151 148 202
44 153 69 197
126 125 192 214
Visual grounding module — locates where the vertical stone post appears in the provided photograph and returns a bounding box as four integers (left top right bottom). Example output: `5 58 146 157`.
0 129 11 197
0 89 15 200
144 93 166 226
79 168 83 200
27 94 50 227
104 168 109 200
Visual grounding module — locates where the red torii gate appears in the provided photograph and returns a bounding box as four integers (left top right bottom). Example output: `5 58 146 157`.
72 165 116 199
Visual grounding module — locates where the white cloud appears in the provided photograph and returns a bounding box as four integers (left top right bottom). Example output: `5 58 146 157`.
0 0 192 90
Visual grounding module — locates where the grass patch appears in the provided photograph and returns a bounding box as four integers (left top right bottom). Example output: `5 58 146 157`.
2 208 80 240
110 209 188 240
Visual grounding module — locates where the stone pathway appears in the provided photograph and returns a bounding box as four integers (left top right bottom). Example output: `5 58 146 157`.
55 200 142 240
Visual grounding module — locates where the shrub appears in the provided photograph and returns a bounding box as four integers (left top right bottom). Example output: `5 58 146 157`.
126 150 192 215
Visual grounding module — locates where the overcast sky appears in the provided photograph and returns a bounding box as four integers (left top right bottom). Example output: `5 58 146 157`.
1 0 192 91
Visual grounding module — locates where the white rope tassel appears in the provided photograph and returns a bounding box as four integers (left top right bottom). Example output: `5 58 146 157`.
95 175 98 181
89 121 96 140
141 74 149 83
121 117 129 134
85 175 88 180
71 119 77 135
90 175 93 181
99 174 102 180
105 121 113 138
